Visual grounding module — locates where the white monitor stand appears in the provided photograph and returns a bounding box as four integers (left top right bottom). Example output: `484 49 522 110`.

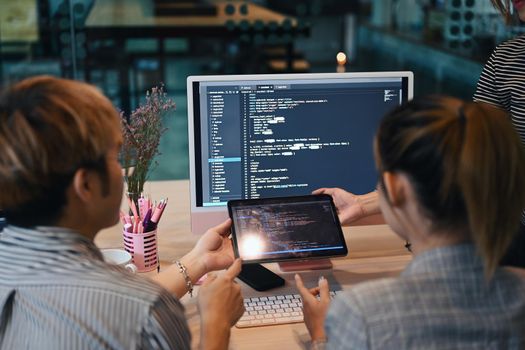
190 209 228 235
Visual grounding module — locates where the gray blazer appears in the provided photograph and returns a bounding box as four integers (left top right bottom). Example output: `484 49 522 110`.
325 243 525 349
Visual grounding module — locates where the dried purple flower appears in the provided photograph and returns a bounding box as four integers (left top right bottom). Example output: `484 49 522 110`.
121 85 176 200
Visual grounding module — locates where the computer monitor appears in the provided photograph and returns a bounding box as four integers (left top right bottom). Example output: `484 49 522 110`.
187 72 414 234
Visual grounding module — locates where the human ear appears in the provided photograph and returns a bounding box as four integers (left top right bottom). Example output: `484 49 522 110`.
382 172 407 207
72 168 95 203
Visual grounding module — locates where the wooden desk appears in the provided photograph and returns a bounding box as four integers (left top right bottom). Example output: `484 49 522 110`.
95 180 412 349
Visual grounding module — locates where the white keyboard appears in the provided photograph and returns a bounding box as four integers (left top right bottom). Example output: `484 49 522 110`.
236 291 340 328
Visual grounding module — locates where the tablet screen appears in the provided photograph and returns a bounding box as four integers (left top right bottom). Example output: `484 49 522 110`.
228 195 347 263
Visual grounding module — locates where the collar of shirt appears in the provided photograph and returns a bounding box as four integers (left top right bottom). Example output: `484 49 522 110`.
1 225 103 261
401 243 483 277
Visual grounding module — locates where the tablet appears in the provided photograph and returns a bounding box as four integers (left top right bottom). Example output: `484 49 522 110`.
228 194 347 263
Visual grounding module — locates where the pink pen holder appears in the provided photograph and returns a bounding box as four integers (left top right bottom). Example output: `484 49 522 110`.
122 229 159 272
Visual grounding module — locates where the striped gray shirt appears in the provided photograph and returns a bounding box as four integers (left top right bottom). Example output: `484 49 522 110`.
0 226 191 349
475 34 525 143
324 244 525 349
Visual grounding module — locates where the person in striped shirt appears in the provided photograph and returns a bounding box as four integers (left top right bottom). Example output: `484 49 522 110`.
473 0 525 267
0 76 244 349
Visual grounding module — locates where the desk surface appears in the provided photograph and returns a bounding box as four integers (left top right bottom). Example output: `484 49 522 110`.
95 180 412 349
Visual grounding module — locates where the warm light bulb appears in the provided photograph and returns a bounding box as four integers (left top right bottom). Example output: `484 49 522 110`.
336 52 347 65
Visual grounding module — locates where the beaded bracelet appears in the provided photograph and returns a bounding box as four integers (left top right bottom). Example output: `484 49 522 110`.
175 260 193 297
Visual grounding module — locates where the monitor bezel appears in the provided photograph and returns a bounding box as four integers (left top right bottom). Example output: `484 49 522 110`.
187 71 414 232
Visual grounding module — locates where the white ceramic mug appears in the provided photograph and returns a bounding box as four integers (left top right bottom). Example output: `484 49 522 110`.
100 248 138 274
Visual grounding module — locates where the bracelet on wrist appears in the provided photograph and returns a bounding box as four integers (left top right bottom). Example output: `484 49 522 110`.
175 260 193 297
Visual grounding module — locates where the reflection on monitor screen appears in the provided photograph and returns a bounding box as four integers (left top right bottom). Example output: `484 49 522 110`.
188 72 413 233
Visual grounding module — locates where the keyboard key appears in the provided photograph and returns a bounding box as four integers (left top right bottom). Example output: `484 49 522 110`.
261 319 276 324
275 316 293 323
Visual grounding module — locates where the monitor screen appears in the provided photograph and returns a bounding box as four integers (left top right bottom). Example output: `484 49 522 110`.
187 72 413 233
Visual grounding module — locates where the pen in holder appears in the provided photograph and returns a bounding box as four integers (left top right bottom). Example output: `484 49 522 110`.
122 229 159 272
120 194 167 273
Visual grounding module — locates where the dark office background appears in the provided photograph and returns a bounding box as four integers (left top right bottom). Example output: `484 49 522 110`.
1 0 523 181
